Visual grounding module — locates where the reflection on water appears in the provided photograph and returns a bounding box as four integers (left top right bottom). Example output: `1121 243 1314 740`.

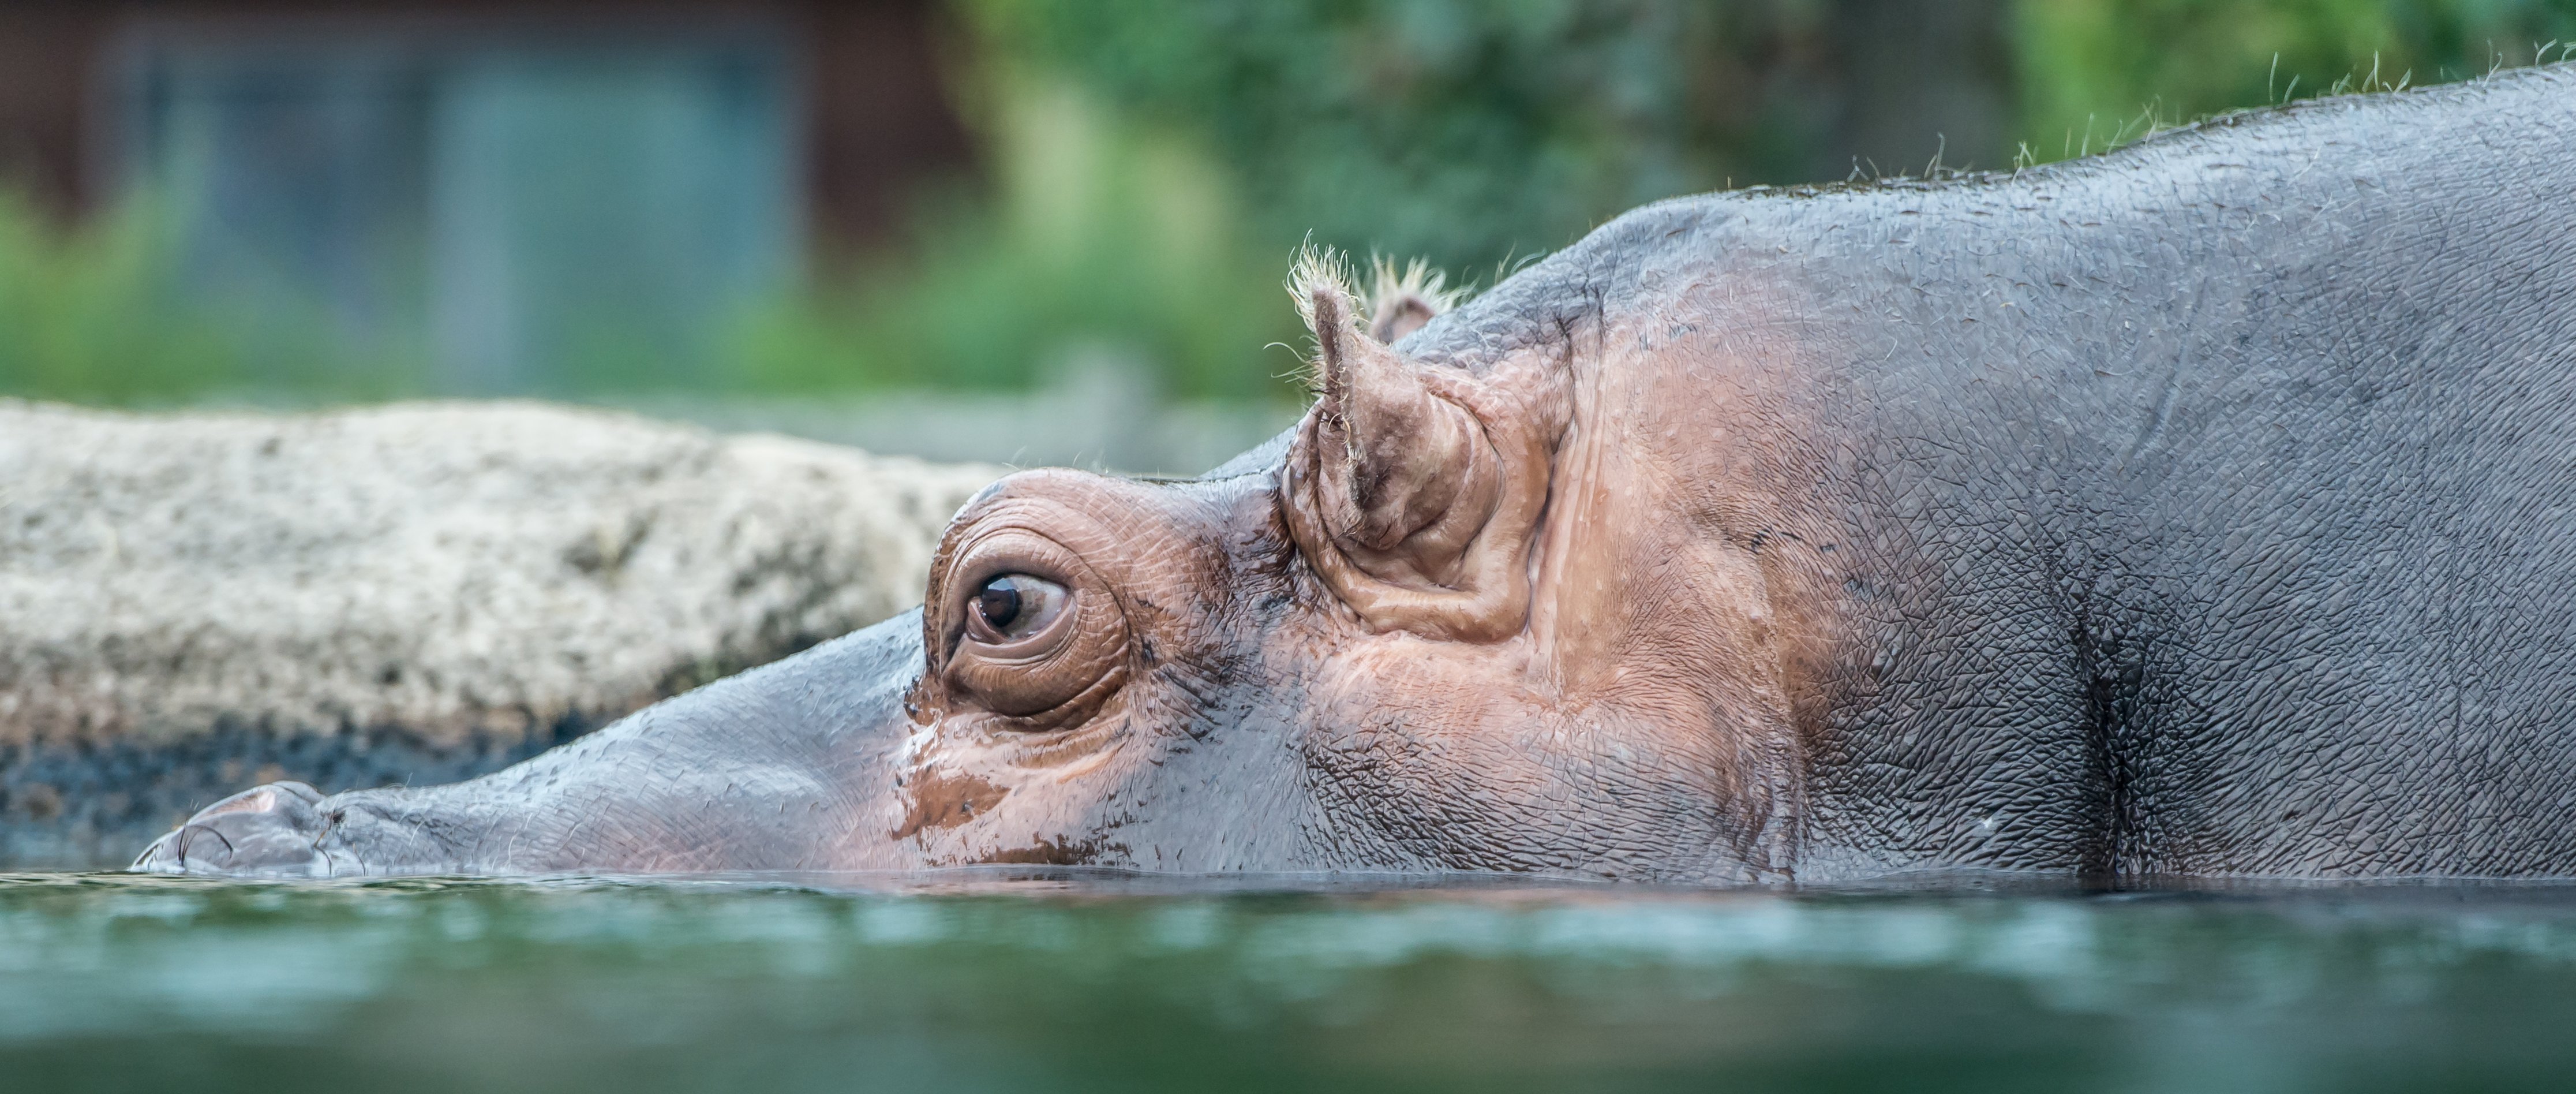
7 871 2576 1092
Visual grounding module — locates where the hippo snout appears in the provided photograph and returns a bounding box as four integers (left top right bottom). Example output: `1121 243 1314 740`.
138 779 470 876
134 781 338 876
132 611 937 876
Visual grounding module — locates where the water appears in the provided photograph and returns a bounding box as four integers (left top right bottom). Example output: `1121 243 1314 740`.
6 872 2576 1092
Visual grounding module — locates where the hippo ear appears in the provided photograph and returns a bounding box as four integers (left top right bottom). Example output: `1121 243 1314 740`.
1368 294 1437 343
1364 256 1455 343
1283 281 1560 642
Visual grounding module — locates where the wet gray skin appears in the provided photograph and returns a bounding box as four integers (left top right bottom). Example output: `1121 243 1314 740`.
144 66 2576 882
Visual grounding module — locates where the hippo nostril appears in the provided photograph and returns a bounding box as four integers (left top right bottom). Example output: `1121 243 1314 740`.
174 822 236 868
130 831 178 872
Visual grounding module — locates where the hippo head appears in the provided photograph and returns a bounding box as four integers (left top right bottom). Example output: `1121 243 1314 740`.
141 256 1826 882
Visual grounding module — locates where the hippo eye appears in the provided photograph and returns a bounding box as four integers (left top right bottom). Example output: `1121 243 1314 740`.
967 573 1068 643
938 533 1128 723
975 577 1022 629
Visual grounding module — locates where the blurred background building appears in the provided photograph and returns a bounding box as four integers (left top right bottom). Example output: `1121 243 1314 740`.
3 0 2573 471
1 2 965 391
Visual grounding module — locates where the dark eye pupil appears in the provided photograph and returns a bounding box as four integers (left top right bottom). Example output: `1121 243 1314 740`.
975 577 1023 630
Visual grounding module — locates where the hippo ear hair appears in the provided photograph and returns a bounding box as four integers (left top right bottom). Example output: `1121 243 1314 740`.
1283 265 1560 643
1287 245 1463 348
1364 256 1462 343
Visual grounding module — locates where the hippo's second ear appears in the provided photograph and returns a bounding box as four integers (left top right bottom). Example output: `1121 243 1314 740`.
1369 294 1437 343
1364 256 1457 343
1285 284 1563 641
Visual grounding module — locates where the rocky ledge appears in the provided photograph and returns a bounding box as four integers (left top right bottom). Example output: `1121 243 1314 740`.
0 400 997 867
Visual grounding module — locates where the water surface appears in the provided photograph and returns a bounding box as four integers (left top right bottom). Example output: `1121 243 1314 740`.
6 871 2575 1092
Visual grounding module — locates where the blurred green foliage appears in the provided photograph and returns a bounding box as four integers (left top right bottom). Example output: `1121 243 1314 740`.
5 0 2574 405
734 72 1298 399
2014 0 2576 159
984 0 2576 275
0 192 243 404
965 0 1834 277
0 192 407 405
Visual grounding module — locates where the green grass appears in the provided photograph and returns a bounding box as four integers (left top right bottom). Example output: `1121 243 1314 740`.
0 192 248 405
0 191 421 406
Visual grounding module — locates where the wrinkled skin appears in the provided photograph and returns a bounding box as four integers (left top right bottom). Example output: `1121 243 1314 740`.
144 68 2576 882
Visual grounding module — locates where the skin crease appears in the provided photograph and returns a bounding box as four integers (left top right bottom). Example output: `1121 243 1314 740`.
143 65 2576 882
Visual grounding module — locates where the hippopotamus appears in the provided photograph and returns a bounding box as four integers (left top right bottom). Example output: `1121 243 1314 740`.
141 65 2576 882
